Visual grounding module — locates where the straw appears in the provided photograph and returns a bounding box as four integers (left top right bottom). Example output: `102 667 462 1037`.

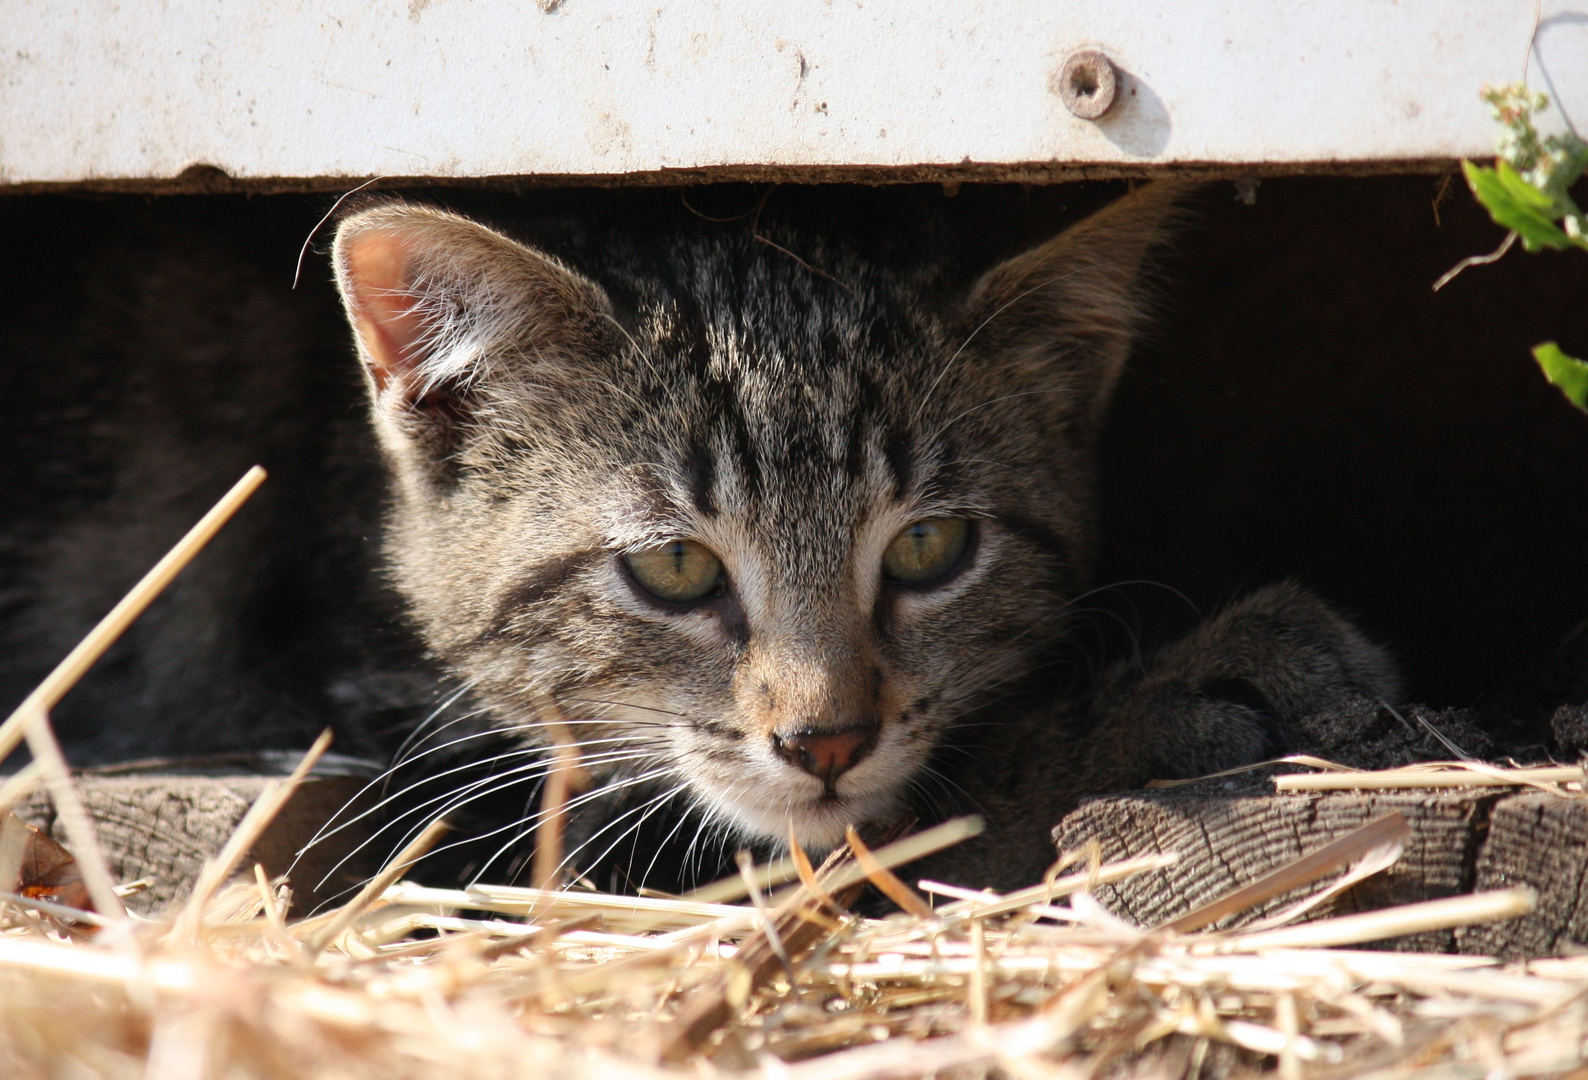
171 729 333 939
304 816 450 953
19 702 126 920
0 467 267 923
1275 763 1584 792
0 779 1574 1080
0 467 267 767
1163 812 1411 933
530 692 586 891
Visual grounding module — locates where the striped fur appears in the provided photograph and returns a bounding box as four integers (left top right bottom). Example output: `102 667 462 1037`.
332 184 1399 888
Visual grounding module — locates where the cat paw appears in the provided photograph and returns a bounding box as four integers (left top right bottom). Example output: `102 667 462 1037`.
1082 580 1400 789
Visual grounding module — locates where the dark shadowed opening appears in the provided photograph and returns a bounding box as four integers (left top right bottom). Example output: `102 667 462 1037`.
0 176 1584 770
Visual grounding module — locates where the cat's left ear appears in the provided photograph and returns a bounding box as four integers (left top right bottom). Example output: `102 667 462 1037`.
331 202 611 415
959 181 1192 442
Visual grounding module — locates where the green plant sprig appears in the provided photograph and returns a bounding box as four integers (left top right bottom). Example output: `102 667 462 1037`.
1466 85 1588 254
1451 84 1588 410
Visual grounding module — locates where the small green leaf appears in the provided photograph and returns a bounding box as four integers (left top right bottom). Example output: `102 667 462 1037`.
1463 159 1574 252
1533 341 1588 412
1493 159 1555 211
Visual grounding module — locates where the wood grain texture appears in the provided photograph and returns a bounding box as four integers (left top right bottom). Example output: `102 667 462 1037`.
17 769 1588 959
1459 794 1588 959
15 773 376 915
1052 789 1501 952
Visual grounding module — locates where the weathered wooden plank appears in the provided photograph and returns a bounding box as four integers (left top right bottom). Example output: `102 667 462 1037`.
14 772 377 915
1052 790 1499 952
1052 787 1588 958
1458 795 1588 959
18 764 1588 960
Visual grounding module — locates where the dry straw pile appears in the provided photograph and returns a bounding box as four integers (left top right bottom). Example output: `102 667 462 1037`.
2 777 1586 1080
4 469 1588 1080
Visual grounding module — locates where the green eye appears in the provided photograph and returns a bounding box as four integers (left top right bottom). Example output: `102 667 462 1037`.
625 540 723 603
883 518 971 584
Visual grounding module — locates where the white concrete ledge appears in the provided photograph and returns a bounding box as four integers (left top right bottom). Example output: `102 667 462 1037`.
2 1 1584 188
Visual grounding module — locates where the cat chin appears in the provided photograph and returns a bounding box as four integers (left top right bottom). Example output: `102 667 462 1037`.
716 788 903 853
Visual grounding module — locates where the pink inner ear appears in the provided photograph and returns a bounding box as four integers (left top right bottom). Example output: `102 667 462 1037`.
342 229 428 392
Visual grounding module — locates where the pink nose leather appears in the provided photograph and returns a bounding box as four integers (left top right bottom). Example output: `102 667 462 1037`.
772 724 878 784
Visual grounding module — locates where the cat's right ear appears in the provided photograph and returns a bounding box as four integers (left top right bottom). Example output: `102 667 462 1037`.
331 203 611 423
956 181 1191 445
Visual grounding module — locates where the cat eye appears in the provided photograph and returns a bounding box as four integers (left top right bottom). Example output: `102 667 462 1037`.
882 518 971 585
625 540 723 603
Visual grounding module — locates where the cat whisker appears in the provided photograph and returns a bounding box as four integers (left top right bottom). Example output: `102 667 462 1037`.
313 760 677 908
388 708 501 777
1090 577 1205 622
680 783 734 886
389 681 480 767
463 766 680 886
295 721 532 867
611 786 693 894
304 748 664 891
635 793 710 895
690 776 763 882
406 736 733 889
930 580 1198 714
299 736 662 861
556 696 686 718
387 719 567 782
933 387 1085 439
915 762 986 816
402 746 665 834
544 782 689 889
904 772 954 827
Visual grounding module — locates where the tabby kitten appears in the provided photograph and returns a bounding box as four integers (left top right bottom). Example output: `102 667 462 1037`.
331 183 1398 890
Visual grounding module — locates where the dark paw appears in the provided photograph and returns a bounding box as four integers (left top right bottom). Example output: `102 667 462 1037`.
1082 583 1400 792
1084 677 1288 790
1169 679 1294 778
1184 677 1296 772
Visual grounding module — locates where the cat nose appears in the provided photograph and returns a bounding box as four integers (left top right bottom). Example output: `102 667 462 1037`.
771 723 879 784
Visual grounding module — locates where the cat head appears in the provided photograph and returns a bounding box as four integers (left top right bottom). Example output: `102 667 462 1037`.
331 185 1182 852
